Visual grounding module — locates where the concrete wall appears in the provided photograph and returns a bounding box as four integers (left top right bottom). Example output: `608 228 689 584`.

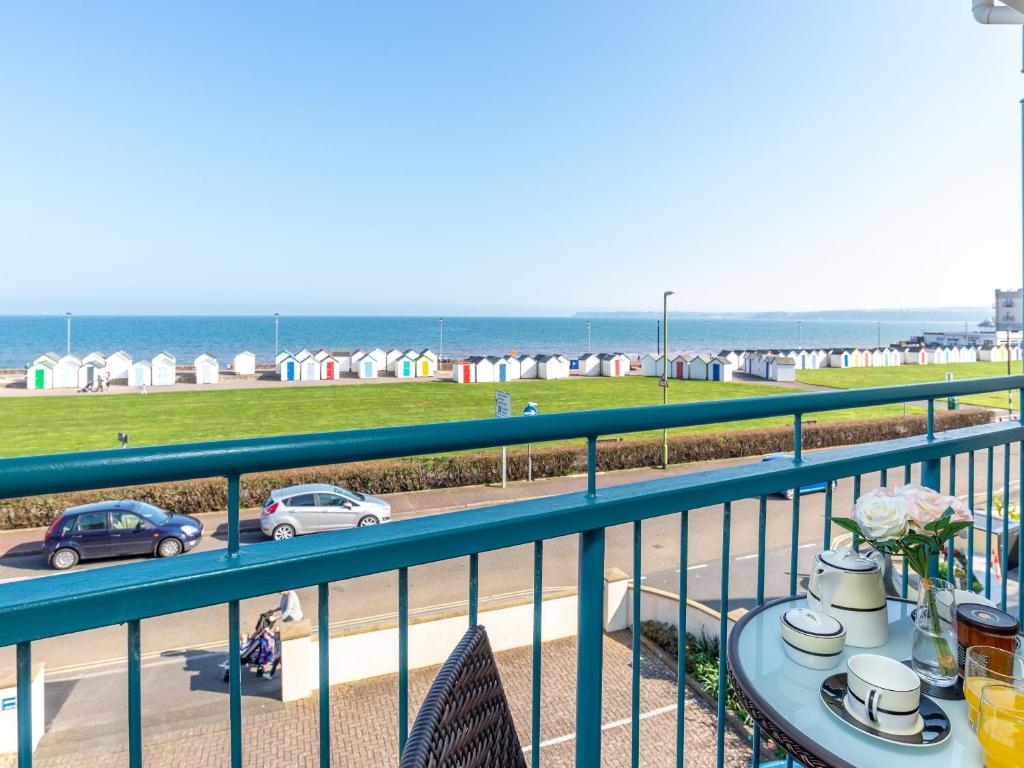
0 664 44 754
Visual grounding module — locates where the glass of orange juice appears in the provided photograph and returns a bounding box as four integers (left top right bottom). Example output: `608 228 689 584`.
977 684 1024 768
964 646 1024 730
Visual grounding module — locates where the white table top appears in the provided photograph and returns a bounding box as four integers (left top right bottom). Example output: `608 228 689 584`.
728 597 982 768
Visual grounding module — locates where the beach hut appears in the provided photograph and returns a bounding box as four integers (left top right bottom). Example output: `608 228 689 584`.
639 353 662 377
385 348 403 372
687 355 710 381
536 354 570 380
350 349 366 367
577 353 601 377
670 353 691 380
278 352 299 381
962 346 979 363
363 348 388 370
54 354 82 388
357 356 380 379
294 348 312 362
1013 345 1023 362
27 353 58 390
518 354 538 379
770 356 797 382
599 353 629 377
151 353 176 386
488 355 518 383
828 349 854 368
452 360 475 384
130 360 152 387
901 346 925 365
78 353 107 389
468 356 497 383
415 351 437 378
275 351 291 374
504 356 522 380
300 355 320 381
332 351 353 373
194 354 219 385
105 351 132 381
708 356 733 382
233 351 256 376
394 351 419 379
313 348 331 364
318 354 342 380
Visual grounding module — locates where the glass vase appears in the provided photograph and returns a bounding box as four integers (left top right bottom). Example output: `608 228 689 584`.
912 577 959 687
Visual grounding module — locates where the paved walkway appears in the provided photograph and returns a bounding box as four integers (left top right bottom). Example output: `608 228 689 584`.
31 632 751 768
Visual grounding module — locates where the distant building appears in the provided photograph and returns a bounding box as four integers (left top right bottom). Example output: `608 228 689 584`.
577 353 601 377
106 351 133 381
518 354 538 380
194 354 219 385
151 352 176 386
452 360 475 384
130 360 152 387
599 353 629 377
233 351 256 376
27 353 58 390
536 354 570 380
278 352 299 381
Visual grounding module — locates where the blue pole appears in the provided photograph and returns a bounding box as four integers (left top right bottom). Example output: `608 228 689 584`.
575 527 606 766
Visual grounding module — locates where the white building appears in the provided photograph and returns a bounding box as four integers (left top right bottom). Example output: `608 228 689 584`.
770 356 796 382
496 356 521 381
393 351 419 378
105 351 133 381
708 356 733 382
385 348 403 372
415 352 437 378
233 351 257 376
278 353 299 381
688 355 710 381
194 354 219 384
356 355 379 379
27 353 58 390
902 346 927 365
452 360 475 384
468 356 497 383
669 353 692 380
78 352 107 389
151 353 176 386
518 354 538 379
577 353 601 376
828 349 857 368
332 351 353 374
275 351 292 374
130 360 152 387
599 353 630 377
639 353 662 377
364 348 388 370
300 355 320 381
319 355 342 380
536 354 570 379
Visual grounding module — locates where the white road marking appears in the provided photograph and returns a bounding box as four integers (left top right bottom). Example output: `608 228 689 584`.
522 702 678 753
733 553 759 561
798 542 817 549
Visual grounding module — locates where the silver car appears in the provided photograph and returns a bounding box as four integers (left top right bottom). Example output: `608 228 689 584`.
260 483 392 540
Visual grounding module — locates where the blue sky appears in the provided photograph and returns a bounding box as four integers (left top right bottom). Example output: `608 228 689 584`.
1 3 1022 315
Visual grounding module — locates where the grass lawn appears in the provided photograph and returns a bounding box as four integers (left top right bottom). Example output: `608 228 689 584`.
797 362 1021 409
0 377 915 457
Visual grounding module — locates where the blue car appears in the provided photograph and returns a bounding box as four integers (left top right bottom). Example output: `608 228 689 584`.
761 453 838 499
44 500 203 570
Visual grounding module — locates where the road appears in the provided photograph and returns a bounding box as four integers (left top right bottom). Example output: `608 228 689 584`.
0 447 1018 678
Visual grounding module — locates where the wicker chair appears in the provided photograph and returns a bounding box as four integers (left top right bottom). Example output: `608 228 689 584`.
399 625 527 768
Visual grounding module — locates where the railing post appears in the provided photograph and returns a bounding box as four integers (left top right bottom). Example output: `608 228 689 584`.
587 436 597 497
922 457 941 578
716 503 732 767
318 583 331 768
128 620 142 768
531 541 543 768
17 642 30 768
676 510 688 767
228 601 242 768
227 473 240 555
575 526 605 766
398 567 409 752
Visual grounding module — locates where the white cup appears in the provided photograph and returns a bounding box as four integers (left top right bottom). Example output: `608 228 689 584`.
845 654 921 734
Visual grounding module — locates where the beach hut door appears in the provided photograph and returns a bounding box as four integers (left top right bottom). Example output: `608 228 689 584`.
34 369 44 389
421 360 429 376
711 363 720 381
286 362 295 380
498 363 506 382
614 359 621 376
403 360 411 377
675 361 684 379
364 361 373 377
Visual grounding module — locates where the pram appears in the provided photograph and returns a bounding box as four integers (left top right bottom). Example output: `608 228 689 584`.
220 609 279 681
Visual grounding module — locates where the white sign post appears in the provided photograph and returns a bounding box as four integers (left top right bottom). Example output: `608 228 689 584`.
496 391 512 487
523 401 538 481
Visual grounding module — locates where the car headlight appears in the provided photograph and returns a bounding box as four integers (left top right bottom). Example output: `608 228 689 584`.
180 525 200 536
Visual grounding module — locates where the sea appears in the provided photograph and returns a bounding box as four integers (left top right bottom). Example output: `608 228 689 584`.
0 315 976 369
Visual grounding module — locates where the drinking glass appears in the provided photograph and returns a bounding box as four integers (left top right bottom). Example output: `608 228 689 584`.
977 684 1024 768
964 646 1024 730
911 578 958 687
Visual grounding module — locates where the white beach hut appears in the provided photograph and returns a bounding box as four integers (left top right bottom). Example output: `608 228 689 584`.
194 354 219 385
318 354 342 380
669 353 692 380
469 357 497 384
130 360 152 387
233 351 256 376
78 353 107 389
27 353 58 390
415 351 437 378
518 354 538 379
105 351 132 381
385 348 403 372
332 351 353 374
504 356 522 380
577 353 601 377
708 356 733 382
901 346 926 365
275 351 291 374
394 351 419 379
828 349 855 369
357 355 380 379
770 356 797 382
639 353 662 377
599 353 629 377
294 348 312 362
151 353 176 386
278 352 299 381
350 349 366 368
300 355 320 381
491 356 516 383
364 348 388 370
962 346 979 363
452 360 475 384
687 355 710 381
536 354 570 380
54 354 82 388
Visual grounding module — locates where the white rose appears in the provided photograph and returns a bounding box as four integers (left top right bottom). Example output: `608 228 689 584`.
852 489 910 541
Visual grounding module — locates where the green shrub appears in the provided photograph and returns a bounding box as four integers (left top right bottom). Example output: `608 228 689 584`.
0 409 991 530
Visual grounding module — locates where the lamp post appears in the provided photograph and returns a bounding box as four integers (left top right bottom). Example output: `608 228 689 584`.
704 319 709 346
797 320 802 347
439 317 444 363
65 312 72 356
877 321 881 348
656 319 661 355
661 291 675 469
273 313 280 358
586 321 592 354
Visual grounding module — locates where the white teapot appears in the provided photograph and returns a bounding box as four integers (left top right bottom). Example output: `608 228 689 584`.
807 548 888 648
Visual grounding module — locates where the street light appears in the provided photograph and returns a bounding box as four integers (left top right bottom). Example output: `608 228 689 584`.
273 313 280 358
65 312 72 356
439 317 444 363
877 321 881 348
656 319 661 355
586 321 592 354
704 319 709 345
797 320 802 347
661 291 675 469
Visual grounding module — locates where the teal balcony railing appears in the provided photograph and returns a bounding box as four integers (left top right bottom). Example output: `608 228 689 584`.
1 376 1023 767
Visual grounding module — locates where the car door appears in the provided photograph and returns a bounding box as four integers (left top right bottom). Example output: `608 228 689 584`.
285 493 321 533
316 493 357 530
109 511 157 556
70 511 112 559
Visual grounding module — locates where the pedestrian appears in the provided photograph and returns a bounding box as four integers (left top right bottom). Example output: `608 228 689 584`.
276 589 303 623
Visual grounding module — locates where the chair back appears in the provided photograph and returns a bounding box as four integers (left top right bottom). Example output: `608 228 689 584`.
399 625 527 768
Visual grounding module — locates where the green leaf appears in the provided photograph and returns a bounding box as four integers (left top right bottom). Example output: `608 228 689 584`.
831 518 862 536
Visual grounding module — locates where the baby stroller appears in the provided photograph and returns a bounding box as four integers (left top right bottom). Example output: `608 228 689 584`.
221 609 279 682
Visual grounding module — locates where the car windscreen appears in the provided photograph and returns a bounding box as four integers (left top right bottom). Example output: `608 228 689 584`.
132 503 170 525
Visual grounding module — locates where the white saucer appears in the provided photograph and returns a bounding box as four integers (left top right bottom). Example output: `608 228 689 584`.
842 693 924 737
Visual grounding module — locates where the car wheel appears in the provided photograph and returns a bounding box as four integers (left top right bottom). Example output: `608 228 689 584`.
357 515 380 527
272 524 296 541
157 537 183 558
51 548 79 570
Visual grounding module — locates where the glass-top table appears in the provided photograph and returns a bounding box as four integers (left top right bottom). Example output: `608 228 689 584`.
727 596 982 768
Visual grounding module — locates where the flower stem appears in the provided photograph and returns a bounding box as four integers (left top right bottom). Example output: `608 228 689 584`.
922 577 957 679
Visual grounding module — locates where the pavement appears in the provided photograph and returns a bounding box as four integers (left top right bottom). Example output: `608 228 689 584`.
32 632 752 768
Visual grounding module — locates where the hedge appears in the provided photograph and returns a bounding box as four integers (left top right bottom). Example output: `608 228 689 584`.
0 409 991 530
